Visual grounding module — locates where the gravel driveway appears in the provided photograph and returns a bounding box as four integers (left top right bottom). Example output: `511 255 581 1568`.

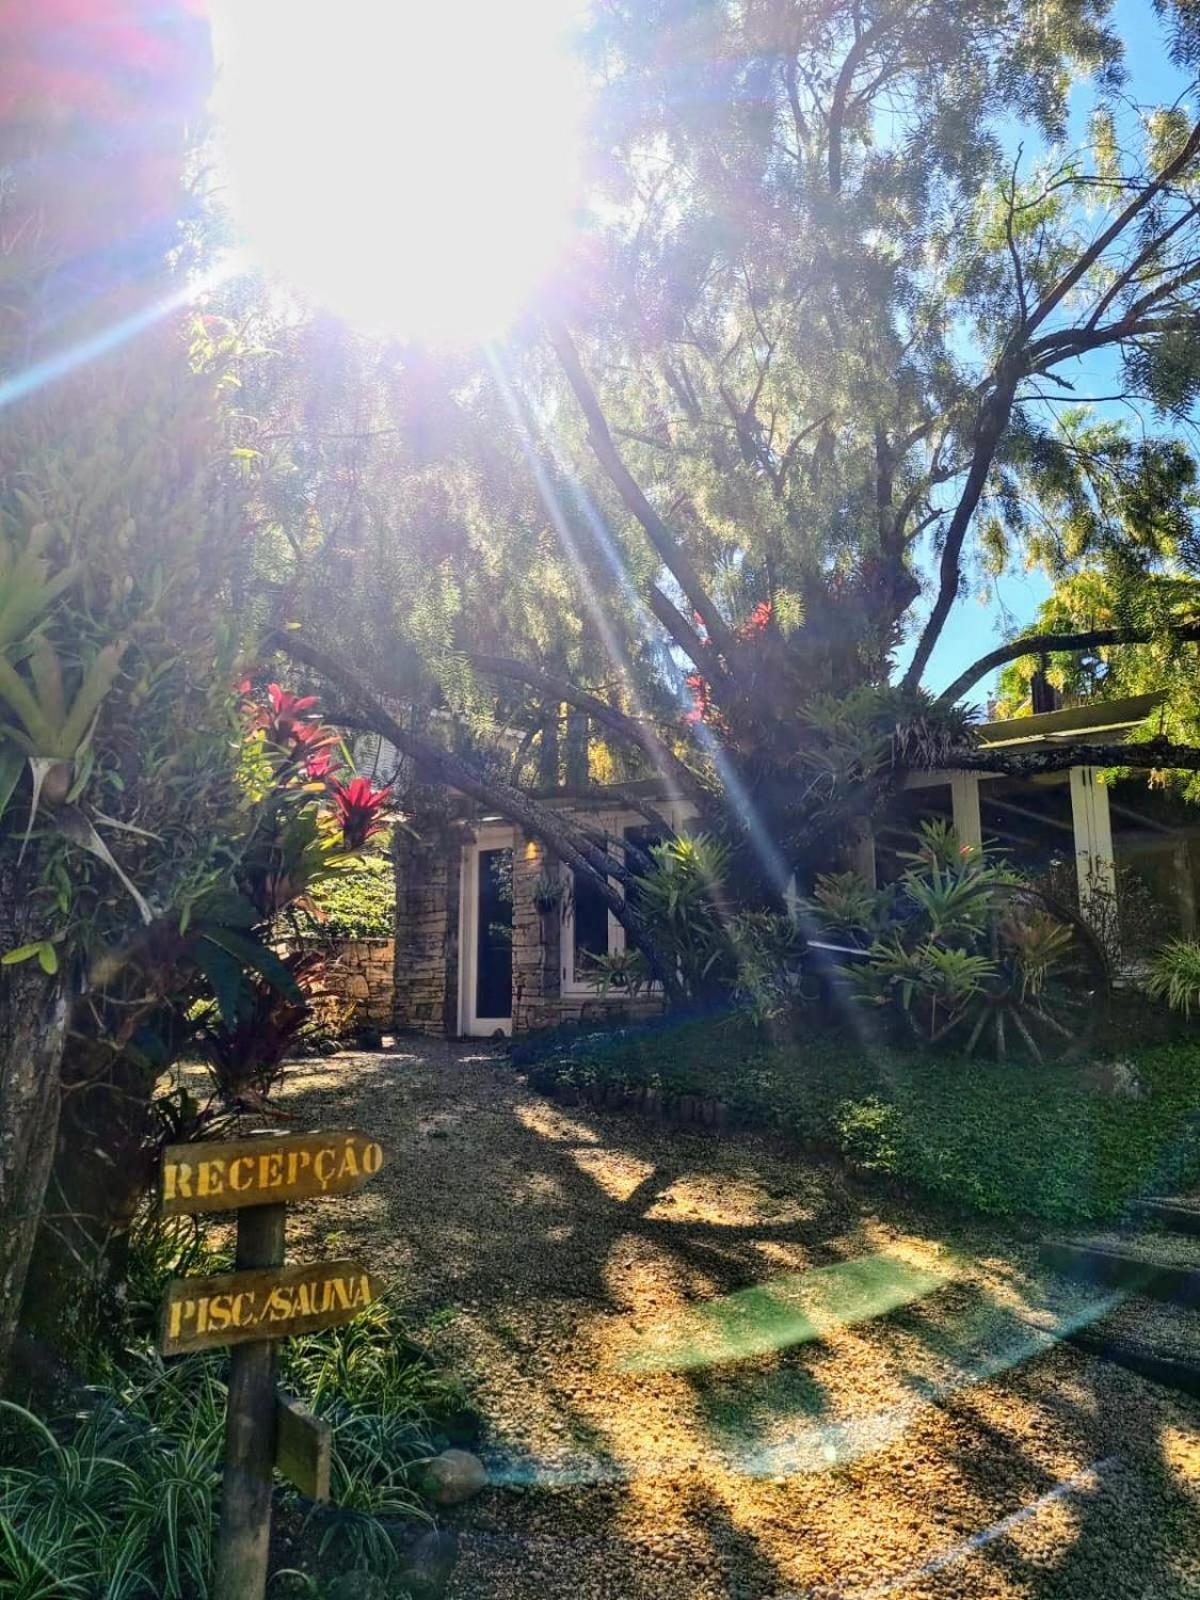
276 1042 1200 1600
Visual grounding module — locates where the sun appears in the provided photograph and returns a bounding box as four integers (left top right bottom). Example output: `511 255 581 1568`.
212 1 587 344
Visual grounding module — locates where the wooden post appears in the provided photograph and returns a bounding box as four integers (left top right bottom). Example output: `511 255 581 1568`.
214 1203 285 1600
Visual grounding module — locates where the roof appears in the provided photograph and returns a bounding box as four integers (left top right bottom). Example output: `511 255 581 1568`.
976 691 1164 751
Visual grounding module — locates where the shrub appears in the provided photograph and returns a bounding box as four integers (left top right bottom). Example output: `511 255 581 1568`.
806 820 1108 1062
0 1215 472 1597
587 832 798 1020
293 845 395 942
1146 938 1200 1018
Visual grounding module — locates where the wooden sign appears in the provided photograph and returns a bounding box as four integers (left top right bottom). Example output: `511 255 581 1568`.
275 1392 331 1502
161 1259 381 1355
160 1129 389 1600
161 1130 385 1215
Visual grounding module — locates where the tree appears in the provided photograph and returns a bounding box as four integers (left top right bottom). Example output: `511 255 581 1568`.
0 3 230 1382
255 3 1200 927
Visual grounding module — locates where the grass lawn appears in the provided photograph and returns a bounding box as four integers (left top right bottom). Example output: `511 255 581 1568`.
517 1013 1200 1224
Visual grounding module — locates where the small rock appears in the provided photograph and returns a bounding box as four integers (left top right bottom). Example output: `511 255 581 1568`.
400 1529 460 1600
423 1448 487 1506
1086 1057 1144 1099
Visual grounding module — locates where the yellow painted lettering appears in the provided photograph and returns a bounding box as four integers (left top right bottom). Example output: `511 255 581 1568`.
229 1156 254 1191
164 1160 193 1201
331 1277 352 1311
294 1282 313 1316
267 1286 292 1321
314 1149 335 1187
197 1297 210 1335
337 1146 359 1181
230 1293 251 1326
168 1300 184 1338
258 1151 284 1190
197 1157 225 1198
208 1294 232 1331
362 1142 382 1175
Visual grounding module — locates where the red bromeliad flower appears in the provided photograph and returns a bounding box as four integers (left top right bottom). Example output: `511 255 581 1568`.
254 684 338 762
327 775 391 850
304 750 340 782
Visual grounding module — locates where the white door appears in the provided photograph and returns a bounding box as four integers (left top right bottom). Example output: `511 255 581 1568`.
459 826 514 1036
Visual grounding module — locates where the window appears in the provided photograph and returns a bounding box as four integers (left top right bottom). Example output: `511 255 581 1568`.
560 806 693 992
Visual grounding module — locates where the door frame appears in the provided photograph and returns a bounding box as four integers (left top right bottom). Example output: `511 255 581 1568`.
458 824 515 1036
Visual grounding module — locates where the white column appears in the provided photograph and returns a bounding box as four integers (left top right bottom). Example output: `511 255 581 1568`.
950 772 982 853
1069 765 1116 921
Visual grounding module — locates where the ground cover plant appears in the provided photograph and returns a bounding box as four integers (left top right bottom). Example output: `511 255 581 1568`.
520 1011 1200 1226
0 1215 473 1600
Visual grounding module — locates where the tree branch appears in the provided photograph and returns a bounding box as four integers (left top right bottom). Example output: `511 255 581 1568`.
1023 120 1200 339
828 15 892 195
266 630 654 935
468 652 709 806
939 624 1200 704
547 321 738 662
900 378 1018 690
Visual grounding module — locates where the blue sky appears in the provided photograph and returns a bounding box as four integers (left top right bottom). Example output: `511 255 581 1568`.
912 0 1193 703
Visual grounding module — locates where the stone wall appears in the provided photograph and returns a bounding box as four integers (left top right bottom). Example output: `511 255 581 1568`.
393 817 457 1034
318 938 395 1030
511 832 559 1033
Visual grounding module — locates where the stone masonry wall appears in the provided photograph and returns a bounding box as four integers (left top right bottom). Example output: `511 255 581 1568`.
392 819 454 1034
319 938 395 1030
392 812 665 1036
512 832 559 1033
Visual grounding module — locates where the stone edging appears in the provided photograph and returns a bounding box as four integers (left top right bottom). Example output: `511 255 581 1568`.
528 1070 734 1129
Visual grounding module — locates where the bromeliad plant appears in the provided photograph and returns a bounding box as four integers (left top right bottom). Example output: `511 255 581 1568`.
586 832 799 1021
807 820 1109 1061
184 683 393 1106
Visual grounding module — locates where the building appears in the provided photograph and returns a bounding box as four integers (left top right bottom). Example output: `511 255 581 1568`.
391 693 1198 1037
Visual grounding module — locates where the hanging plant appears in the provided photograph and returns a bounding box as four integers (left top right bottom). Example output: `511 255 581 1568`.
532 869 566 915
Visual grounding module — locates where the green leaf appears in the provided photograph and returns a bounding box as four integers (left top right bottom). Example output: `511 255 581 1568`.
202 927 303 1003
193 939 246 1027
1 942 44 966
36 942 58 974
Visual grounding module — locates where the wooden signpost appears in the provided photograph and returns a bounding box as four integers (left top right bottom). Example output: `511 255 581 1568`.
159 1129 387 1600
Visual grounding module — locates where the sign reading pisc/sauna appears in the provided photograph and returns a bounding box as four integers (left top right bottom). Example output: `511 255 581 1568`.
162 1259 383 1355
161 1130 385 1215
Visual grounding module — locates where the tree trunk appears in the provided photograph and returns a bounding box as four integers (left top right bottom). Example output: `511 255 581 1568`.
0 955 69 1390
20 1041 163 1360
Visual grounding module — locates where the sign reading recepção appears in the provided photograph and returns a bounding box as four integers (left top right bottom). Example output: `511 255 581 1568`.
161 1131 385 1215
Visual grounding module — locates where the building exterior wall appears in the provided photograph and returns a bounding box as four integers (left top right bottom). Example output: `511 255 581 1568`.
392 808 666 1037
392 814 456 1034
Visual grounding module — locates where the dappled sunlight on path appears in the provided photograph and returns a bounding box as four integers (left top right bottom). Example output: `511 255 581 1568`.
278 1044 1200 1599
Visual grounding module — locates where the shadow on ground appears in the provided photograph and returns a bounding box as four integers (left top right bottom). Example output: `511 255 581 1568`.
277 1043 1200 1600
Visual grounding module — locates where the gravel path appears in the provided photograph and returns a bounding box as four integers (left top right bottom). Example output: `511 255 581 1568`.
276 1043 1200 1599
